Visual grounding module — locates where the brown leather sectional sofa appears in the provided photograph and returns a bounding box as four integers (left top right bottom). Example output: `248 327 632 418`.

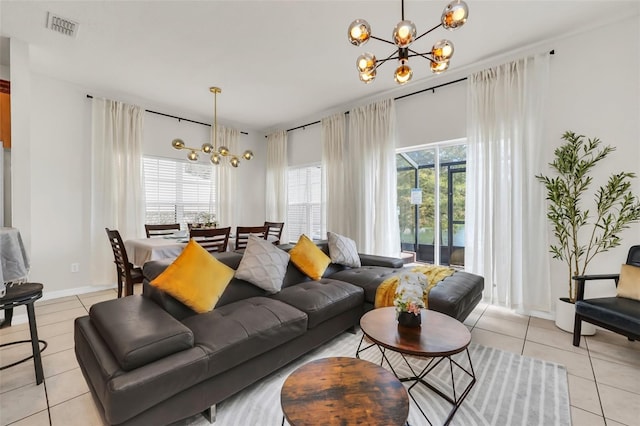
74 242 483 425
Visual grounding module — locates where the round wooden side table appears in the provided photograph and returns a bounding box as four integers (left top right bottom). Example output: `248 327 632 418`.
281 356 409 426
0 282 47 385
357 307 476 425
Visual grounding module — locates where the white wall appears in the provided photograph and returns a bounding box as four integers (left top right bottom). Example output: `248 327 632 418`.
29 73 91 294
10 38 31 254
0 64 8 226
395 82 467 148
544 16 640 302
288 125 321 167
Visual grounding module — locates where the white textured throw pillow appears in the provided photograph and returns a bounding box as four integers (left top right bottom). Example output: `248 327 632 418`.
235 235 290 293
327 232 361 268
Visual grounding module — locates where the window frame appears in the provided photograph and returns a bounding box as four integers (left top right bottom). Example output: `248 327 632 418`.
396 138 467 267
142 155 218 228
286 163 324 242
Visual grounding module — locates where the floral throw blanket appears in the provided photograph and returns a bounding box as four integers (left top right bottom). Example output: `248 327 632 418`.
374 264 455 309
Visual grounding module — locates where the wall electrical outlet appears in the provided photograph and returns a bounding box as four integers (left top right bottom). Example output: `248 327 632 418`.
71 263 80 273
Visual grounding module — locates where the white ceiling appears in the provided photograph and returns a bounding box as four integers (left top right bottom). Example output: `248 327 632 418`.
1 1 638 132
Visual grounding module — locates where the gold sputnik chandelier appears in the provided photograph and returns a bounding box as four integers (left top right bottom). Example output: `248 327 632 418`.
171 87 253 167
348 0 469 85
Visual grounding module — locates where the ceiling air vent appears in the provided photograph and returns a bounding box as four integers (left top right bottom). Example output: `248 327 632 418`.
46 12 79 38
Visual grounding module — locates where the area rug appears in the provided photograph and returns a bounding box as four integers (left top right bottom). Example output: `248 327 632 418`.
178 330 570 426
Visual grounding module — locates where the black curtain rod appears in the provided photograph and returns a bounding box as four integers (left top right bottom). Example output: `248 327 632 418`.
280 49 555 135
393 76 467 101
86 94 249 135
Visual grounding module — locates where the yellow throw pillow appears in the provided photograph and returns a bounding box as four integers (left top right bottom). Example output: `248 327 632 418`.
150 239 234 313
289 234 331 280
617 263 640 301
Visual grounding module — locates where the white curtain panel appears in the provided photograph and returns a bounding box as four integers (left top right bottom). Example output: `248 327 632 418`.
90 98 145 285
466 53 551 314
347 99 401 257
321 113 349 236
217 125 240 232
266 130 288 243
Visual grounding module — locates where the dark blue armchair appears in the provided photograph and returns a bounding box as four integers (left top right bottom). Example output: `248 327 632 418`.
572 245 640 347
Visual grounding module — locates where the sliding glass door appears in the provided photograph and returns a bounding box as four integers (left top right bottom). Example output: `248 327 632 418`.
397 143 466 266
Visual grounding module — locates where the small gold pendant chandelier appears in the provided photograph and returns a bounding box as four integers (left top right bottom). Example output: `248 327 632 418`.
171 87 253 167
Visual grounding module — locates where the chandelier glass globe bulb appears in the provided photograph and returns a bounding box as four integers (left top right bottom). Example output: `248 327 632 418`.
430 60 450 74
242 150 254 160
201 143 213 154
356 53 377 73
230 157 240 168
210 152 221 165
187 150 199 161
432 40 454 62
171 138 185 150
441 0 469 30
348 19 371 46
219 146 230 156
393 20 416 48
394 62 413 84
359 69 376 84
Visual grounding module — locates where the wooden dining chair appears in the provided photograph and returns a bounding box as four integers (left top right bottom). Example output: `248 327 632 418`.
235 226 267 250
105 228 143 297
264 221 284 245
145 223 180 238
190 227 231 253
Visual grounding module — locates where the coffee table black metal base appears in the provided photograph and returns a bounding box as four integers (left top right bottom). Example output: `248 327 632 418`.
0 283 47 384
357 338 476 426
357 308 476 426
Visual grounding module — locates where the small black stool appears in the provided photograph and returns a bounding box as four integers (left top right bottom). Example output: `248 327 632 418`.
0 282 47 384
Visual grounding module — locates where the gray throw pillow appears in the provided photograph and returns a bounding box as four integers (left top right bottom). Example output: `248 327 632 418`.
235 235 290 293
327 231 361 268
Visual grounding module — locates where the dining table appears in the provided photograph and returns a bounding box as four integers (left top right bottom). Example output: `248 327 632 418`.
124 234 278 267
124 237 188 267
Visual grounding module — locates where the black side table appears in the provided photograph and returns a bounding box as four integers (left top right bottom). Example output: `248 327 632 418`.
0 282 47 384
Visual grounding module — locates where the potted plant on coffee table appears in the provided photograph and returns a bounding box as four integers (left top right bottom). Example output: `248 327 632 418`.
536 131 640 333
394 272 427 327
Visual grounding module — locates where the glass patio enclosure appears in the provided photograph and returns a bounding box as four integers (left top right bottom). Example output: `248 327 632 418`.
397 144 466 266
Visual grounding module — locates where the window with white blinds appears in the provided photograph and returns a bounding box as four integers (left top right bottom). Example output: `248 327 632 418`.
287 165 324 241
143 157 217 227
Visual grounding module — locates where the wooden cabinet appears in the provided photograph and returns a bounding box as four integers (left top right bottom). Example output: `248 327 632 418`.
0 80 10 148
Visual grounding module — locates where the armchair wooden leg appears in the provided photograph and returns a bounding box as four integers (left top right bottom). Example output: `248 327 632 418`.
573 314 582 347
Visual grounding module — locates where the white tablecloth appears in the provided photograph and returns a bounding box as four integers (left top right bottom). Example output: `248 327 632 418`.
124 238 187 267
1 228 30 283
125 234 278 266
1 228 30 297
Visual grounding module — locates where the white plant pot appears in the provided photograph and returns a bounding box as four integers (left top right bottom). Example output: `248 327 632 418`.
555 298 596 335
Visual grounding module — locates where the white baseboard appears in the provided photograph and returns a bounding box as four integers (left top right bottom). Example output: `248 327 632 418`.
40 284 117 302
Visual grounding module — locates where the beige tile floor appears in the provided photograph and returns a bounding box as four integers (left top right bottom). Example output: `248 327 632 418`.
1 288 639 426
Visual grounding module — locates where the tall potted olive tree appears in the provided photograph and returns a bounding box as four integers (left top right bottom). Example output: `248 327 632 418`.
536 131 640 333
